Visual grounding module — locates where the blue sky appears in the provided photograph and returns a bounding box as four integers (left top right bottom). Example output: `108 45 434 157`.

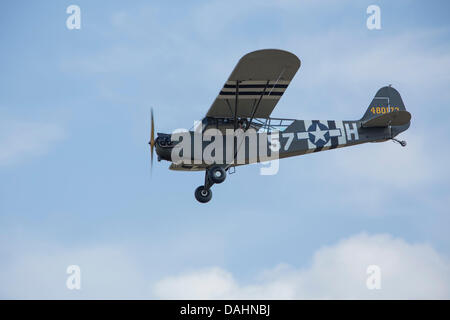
1 0 449 298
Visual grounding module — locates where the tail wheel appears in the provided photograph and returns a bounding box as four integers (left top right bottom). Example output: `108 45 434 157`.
208 166 226 184
195 186 212 203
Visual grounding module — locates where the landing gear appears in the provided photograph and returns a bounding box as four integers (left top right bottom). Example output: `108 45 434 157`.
208 166 226 184
195 186 212 203
392 138 407 147
194 165 227 203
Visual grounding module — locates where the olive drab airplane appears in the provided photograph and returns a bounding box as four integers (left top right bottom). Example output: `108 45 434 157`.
148 49 411 203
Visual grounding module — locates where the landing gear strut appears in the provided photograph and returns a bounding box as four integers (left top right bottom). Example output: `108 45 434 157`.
194 165 227 203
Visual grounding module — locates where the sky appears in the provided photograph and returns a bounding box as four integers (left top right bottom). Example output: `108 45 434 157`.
0 0 449 299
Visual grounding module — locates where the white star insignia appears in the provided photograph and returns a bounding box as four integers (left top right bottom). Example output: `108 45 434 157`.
310 125 328 143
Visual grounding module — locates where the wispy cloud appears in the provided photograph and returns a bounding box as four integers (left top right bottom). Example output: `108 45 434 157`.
0 242 144 299
2 232 448 299
154 233 450 299
0 120 65 166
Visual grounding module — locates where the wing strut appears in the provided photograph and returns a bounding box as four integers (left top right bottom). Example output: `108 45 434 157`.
225 99 234 118
245 80 270 131
234 80 239 130
244 67 285 131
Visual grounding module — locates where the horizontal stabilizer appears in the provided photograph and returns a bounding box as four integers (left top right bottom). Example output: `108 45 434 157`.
362 110 411 128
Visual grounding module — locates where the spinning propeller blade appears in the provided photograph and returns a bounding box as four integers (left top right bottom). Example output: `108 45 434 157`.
149 108 155 172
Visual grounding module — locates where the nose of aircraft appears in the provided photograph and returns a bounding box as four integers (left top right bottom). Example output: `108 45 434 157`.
154 134 173 162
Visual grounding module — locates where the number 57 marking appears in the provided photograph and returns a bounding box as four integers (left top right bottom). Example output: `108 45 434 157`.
282 132 295 151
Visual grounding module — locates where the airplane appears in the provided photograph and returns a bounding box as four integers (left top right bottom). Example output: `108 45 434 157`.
148 49 411 203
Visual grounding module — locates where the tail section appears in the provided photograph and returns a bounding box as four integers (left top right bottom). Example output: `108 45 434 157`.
361 86 411 128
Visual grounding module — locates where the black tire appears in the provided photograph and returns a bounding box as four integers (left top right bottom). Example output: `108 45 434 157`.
195 186 212 203
208 166 226 184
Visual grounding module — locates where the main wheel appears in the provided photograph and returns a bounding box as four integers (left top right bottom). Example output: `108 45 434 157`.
208 166 226 184
195 186 212 203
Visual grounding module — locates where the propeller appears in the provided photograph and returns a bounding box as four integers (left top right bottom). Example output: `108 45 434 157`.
148 108 155 172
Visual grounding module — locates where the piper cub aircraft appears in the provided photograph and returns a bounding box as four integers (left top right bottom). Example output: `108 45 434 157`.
149 49 411 203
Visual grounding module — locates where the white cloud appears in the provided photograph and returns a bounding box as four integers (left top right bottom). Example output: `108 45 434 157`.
1 233 448 299
153 233 450 299
154 267 237 300
0 120 65 166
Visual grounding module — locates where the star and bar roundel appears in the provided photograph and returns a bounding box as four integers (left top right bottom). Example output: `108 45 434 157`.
297 120 346 150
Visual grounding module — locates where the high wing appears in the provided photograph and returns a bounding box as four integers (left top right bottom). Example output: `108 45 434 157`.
206 49 301 119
